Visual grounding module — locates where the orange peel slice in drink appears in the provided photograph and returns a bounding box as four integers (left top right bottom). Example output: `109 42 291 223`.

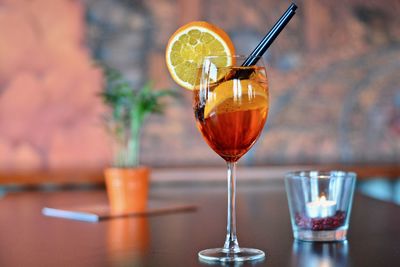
204 79 268 118
165 21 235 90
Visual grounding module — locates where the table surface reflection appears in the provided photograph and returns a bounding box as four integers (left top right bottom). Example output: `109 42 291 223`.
0 180 399 267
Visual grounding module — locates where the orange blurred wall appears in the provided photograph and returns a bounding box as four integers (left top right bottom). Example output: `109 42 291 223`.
0 0 109 171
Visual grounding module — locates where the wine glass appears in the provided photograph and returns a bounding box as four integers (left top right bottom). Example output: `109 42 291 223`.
193 55 269 262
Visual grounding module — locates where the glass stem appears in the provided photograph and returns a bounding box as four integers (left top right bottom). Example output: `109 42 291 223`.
224 161 240 252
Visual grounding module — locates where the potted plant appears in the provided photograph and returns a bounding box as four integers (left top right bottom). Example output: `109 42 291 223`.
100 67 174 214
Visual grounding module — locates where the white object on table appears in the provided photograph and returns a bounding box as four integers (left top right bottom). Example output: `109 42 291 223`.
306 195 337 218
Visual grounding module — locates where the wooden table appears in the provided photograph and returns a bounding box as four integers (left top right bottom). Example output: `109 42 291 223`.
0 180 399 267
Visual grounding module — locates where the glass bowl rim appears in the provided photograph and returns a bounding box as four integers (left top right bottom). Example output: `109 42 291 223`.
202 54 262 59
285 170 357 180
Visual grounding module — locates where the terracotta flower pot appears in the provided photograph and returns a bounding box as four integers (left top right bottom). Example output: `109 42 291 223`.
104 167 150 214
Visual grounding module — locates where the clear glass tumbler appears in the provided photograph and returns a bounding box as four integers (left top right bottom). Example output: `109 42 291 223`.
285 171 356 242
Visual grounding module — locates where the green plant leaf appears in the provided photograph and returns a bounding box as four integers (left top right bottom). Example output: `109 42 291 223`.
99 64 177 167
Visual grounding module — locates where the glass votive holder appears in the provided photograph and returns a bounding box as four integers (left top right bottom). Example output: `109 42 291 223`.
285 171 356 242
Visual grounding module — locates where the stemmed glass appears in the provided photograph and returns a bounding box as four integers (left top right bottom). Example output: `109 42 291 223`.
193 55 269 262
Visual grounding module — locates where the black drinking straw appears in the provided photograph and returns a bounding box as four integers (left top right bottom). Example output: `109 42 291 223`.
242 3 298 67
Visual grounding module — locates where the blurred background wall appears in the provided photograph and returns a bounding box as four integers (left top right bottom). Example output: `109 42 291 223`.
0 0 399 171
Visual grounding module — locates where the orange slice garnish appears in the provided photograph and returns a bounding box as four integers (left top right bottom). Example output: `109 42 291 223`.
204 79 268 118
165 21 235 90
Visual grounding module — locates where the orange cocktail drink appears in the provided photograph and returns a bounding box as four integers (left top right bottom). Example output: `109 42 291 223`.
194 66 269 162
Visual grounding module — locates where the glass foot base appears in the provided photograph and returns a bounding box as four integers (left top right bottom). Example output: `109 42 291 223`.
293 229 348 242
198 248 265 262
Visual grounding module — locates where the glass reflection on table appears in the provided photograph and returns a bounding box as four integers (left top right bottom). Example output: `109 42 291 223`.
291 241 350 267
